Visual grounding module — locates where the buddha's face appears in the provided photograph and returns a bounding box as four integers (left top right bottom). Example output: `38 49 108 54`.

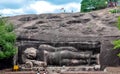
24 47 37 59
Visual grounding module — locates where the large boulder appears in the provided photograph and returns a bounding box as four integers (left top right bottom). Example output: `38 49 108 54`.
7 8 120 68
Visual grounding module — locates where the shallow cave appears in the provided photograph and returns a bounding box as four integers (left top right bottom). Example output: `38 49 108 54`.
18 40 101 66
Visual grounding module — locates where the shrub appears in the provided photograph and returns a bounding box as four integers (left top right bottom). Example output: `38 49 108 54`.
0 16 17 59
113 16 120 57
81 0 107 12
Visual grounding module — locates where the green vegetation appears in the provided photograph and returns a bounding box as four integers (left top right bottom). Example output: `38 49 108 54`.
81 0 108 12
0 16 17 59
113 16 120 57
117 16 120 30
109 9 120 13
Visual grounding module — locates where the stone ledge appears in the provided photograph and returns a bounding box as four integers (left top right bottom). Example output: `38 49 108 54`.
106 67 120 72
5 71 46 74
61 71 108 74
5 71 35 74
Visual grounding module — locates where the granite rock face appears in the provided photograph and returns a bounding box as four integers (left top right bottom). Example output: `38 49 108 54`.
7 8 120 69
8 9 120 42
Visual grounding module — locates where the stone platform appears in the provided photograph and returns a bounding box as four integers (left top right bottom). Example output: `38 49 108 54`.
61 71 108 74
2 67 120 74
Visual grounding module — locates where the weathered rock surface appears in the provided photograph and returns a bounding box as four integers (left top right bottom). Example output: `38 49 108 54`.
7 8 120 42
7 8 120 69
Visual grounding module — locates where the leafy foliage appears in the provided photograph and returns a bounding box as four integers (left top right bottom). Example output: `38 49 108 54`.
109 9 120 13
113 16 120 57
81 0 108 12
0 16 17 59
117 16 120 30
113 40 120 49
117 53 120 57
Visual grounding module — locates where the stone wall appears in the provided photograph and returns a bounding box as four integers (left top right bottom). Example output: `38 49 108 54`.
100 36 120 70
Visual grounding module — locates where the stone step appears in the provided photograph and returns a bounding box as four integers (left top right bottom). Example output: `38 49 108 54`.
61 71 108 74
5 71 46 74
5 71 35 74
106 67 120 72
